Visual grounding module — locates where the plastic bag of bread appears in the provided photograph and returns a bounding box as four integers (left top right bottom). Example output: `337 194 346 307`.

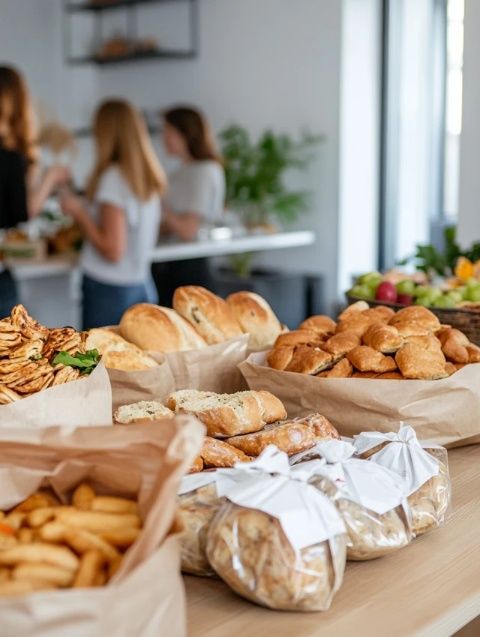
178 472 225 576
353 424 451 536
290 439 412 560
206 446 347 611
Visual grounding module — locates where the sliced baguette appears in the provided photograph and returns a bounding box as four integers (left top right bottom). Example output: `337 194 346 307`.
114 400 174 424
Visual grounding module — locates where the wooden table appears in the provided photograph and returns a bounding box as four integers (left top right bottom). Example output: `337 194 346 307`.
185 445 480 637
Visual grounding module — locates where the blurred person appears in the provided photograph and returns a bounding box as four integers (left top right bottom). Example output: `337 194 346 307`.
152 106 225 305
0 65 69 317
61 99 166 329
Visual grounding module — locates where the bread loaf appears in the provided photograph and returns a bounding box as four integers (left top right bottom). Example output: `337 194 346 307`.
113 400 174 424
119 304 206 353
173 286 243 345
166 389 286 438
201 436 252 468
226 291 282 349
85 328 158 371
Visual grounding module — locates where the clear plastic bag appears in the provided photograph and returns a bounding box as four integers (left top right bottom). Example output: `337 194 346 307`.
178 484 222 576
206 502 346 611
308 475 411 561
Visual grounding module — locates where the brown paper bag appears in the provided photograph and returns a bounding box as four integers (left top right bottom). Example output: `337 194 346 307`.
163 336 249 393
108 355 176 411
0 417 204 637
239 353 480 448
0 363 112 428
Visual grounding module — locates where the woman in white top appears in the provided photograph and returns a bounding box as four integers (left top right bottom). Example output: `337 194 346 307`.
61 99 166 328
152 106 225 305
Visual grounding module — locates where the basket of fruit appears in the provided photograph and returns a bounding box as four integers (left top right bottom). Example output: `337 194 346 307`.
347 270 480 346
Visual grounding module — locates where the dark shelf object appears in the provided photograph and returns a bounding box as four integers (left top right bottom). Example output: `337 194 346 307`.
68 0 189 12
64 0 198 66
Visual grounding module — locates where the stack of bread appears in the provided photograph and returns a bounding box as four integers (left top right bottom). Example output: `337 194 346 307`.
267 301 480 380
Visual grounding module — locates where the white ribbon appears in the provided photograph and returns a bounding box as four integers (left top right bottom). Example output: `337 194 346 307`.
214 445 346 550
352 424 441 495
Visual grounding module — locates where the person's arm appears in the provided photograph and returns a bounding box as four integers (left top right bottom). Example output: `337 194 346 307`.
28 165 71 218
162 206 202 242
61 193 126 262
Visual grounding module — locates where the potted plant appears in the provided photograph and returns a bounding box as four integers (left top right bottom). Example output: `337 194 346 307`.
211 125 322 327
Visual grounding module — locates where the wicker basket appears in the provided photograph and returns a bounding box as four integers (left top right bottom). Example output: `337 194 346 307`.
346 294 480 346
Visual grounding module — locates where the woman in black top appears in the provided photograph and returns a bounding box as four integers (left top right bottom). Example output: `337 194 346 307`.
0 66 68 318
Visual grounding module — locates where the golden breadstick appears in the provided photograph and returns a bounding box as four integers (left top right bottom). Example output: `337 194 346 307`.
63 528 120 563
91 496 138 515
0 535 17 550
13 492 57 513
0 543 79 572
26 507 56 528
12 563 74 587
4 512 25 531
38 522 67 543
55 510 141 533
72 483 96 511
0 579 56 596
18 528 35 544
73 550 104 588
0 568 10 583
94 569 107 586
99 527 140 549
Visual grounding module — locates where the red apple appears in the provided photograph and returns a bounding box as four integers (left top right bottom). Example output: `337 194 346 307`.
397 293 413 306
375 281 397 303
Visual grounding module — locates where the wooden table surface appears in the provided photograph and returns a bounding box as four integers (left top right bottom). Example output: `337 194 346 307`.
185 445 480 637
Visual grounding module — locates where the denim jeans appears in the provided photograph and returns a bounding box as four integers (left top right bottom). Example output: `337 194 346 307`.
0 270 19 320
81 274 157 329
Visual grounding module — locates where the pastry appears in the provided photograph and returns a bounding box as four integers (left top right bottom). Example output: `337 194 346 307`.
173 286 243 345
335 314 373 338
166 389 286 438
362 306 396 323
467 344 480 363
227 414 338 456
404 334 442 352
226 291 282 349
395 343 448 380
444 362 457 376
323 332 361 357
362 323 403 354
113 400 174 424
389 306 441 332
274 329 323 348
299 315 336 337
285 345 333 374
437 328 470 364
200 436 252 467
338 301 369 321
206 503 346 611
119 304 206 352
394 322 432 338
316 357 353 378
267 346 295 371
188 456 204 473
347 346 397 373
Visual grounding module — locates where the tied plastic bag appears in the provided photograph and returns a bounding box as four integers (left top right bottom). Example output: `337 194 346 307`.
177 472 225 577
353 424 451 536
291 440 412 561
205 446 347 611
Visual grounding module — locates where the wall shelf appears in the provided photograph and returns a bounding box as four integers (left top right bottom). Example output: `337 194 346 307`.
68 48 195 66
67 0 191 13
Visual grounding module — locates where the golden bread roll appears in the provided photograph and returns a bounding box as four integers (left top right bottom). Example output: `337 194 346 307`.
200 436 252 467
389 306 441 332
173 286 242 345
335 314 373 338
285 345 333 374
119 304 206 352
395 342 448 380
274 329 324 348
347 346 397 373
362 306 396 323
226 291 282 349
362 323 403 354
338 301 369 321
267 345 295 371
188 456 204 473
298 315 336 336
316 357 353 378
323 332 361 358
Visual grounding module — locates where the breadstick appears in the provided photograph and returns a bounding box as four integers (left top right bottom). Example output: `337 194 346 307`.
0 579 56 596
4 512 25 531
37 522 66 543
0 543 79 572
94 569 107 586
12 563 74 587
91 496 138 515
73 550 104 588
99 527 140 549
0 535 17 551
18 528 35 544
13 492 57 513
63 528 120 563
0 568 10 584
55 510 141 533
26 507 56 528
72 483 96 511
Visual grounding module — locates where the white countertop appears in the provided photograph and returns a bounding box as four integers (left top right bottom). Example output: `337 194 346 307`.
8 231 316 279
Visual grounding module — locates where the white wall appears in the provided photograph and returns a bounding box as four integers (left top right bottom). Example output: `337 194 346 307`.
458 0 480 247
338 0 381 292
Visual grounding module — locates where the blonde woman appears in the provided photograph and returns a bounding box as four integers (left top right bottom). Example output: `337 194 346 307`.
61 99 166 328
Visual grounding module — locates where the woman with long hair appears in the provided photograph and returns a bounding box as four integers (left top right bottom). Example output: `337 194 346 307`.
152 105 225 305
61 99 167 328
0 65 69 317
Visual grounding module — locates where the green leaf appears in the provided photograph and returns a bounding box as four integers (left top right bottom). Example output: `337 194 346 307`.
52 349 100 375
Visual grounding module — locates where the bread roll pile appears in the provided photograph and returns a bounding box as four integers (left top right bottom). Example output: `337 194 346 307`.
267 301 480 380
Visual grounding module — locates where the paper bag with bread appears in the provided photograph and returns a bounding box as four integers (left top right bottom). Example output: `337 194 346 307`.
0 418 203 636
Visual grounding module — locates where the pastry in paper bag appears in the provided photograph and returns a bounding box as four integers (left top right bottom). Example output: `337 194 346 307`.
239 352 480 447
0 418 204 637
206 447 347 611
291 439 412 560
353 424 451 536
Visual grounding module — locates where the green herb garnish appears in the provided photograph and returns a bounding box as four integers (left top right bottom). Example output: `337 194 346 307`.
52 349 100 375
